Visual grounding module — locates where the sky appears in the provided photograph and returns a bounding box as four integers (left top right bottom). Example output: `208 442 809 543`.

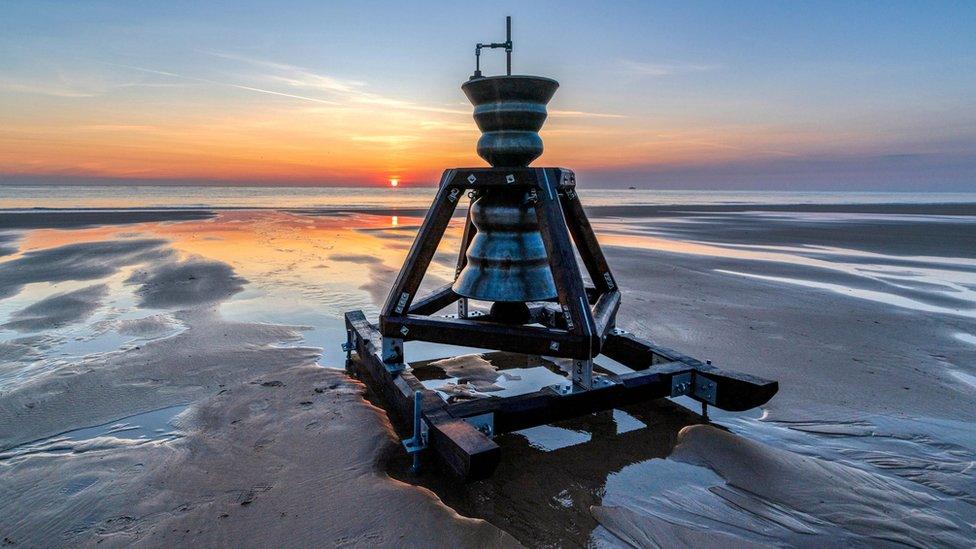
0 1 974 190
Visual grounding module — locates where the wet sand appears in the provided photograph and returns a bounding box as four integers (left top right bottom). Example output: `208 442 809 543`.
1 203 974 546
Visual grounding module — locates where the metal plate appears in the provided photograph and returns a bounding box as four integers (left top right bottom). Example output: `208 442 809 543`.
670 372 692 397
694 376 718 405
462 413 494 437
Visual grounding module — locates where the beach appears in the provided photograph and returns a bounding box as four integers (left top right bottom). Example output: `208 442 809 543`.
1 190 974 546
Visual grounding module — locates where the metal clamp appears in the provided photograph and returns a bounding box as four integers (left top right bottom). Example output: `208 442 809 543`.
402 391 429 473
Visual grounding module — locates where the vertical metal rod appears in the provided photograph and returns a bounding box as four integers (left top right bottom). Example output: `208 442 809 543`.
505 16 512 75
411 390 423 472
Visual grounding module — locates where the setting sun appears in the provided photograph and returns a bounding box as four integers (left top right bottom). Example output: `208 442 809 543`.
390 178 399 187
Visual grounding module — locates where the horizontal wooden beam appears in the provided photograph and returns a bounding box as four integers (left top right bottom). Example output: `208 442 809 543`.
443 167 575 190
381 313 592 358
603 331 778 412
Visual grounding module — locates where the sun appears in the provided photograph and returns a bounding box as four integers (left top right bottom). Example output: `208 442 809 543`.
389 178 399 187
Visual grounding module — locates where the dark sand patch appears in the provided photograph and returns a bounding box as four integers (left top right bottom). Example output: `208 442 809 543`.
0 334 61 364
127 258 246 309
0 232 18 257
0 209 214 230
328 253 383 264
3 284 108 332
0 239 171 299
111 314 181 338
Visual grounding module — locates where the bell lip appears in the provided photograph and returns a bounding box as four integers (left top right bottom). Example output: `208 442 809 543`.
463 74 559 85
461 75 560 106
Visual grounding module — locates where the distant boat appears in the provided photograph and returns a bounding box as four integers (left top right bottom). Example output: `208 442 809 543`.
628 186 636 190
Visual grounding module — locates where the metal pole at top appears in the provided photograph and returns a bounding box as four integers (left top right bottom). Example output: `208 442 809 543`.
506 16 512 75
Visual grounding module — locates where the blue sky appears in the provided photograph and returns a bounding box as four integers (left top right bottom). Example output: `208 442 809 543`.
1 1 974 189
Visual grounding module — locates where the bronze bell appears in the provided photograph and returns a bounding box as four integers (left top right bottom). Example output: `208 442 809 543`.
452 75 560 304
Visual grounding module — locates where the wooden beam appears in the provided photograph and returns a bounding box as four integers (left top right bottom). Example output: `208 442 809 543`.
534 168 601 357
381 314 589 358
380 171 461 319
425 409 501 481
445 364 691 433
561 188 618 295
603 331 779 411
445 167 576 190
408 284 458 316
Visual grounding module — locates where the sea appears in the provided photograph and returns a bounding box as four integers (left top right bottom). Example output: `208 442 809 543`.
3 184 976 210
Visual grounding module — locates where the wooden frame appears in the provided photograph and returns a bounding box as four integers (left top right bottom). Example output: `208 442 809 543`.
343 165 778 479
346 312 777 479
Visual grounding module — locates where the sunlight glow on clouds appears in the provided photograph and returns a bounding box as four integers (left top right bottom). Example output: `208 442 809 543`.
0 1 973 189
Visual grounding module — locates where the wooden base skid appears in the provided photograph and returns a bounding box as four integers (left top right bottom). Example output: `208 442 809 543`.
344 310 778 480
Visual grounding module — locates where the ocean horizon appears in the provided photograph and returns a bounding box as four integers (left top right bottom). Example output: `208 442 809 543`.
4 184 976 211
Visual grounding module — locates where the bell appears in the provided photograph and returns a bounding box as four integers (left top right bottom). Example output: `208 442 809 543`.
452 75 560 304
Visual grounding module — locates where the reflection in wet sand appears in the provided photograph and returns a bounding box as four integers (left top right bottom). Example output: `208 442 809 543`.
1 205 975 546
599 218 976 319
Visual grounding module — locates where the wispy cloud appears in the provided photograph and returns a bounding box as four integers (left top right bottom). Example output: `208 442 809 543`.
204 51 467 114
350 134 419 145
207 51 366 94
550 109 625 119
106 62 341 105
0 80 99 98
619 60 718 77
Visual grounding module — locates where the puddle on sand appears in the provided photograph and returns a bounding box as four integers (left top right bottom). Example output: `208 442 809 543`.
0 404 188 461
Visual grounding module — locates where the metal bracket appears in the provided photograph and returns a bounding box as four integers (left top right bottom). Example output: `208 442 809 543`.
462 413 494 437
549 374 616 396
402 391 429 473
670 372 692 397
382 338 405 374
694 375 718 405
572 357 592 388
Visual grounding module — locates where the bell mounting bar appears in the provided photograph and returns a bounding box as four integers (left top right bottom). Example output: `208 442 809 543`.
472 16 513 78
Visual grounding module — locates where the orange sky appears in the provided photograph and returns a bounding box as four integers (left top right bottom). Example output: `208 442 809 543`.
1 3 973 189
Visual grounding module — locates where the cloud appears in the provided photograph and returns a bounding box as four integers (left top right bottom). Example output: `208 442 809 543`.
107 63 341 105
203 51 467 115
206 51 366 94
619 60 718 77
549 109 625 119
350 135 419 145
0 81 99 98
